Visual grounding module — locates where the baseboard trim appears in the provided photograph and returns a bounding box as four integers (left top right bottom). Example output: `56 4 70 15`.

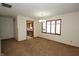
1 37 15 40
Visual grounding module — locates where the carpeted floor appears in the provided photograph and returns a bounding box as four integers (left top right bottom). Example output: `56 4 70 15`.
1 37 79 56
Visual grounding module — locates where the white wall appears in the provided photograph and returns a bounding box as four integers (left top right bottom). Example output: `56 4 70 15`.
0 17 14 40
38 11 79 47
15 16 26 41
34 20 40 37
14 17 18 40
14 16 39 41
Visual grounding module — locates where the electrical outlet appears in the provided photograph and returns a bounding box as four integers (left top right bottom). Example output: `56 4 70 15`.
70 41 72 42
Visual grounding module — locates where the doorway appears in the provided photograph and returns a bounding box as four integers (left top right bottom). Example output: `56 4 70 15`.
26 20 34 39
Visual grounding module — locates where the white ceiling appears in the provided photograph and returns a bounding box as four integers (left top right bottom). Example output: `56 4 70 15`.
0 3 79 18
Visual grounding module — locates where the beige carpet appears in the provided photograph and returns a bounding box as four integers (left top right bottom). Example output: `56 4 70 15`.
1 37 79 56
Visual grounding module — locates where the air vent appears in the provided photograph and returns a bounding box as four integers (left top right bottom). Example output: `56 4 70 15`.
1 3 12 8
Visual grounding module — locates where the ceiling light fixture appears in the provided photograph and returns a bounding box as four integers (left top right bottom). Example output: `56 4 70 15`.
38 12 46 23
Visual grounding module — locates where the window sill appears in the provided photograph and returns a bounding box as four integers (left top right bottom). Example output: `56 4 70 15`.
42 32 61 35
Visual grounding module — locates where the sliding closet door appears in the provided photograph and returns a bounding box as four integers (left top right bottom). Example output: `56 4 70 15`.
0 17 14 39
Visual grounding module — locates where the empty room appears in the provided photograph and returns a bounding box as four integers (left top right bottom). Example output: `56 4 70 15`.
0 3 79 56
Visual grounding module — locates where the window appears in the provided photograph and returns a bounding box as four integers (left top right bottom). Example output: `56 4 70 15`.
47 21 51 33
42 22 46 32
42 19 61 35
51 21 55 33
56 20 61 34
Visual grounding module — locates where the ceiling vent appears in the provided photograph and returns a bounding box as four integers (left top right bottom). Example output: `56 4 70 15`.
1 3 12 8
